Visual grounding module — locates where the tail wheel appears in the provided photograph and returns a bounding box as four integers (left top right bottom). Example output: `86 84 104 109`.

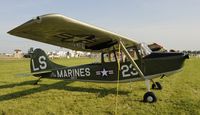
152 82 162 90
143 92 157 103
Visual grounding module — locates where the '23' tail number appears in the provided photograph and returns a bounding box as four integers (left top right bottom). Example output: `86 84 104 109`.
121 64 139 77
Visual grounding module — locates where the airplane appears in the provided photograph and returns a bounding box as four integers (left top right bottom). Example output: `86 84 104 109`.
8 14 189 103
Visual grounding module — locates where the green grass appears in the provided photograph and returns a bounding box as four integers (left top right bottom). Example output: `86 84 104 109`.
0 57 200 115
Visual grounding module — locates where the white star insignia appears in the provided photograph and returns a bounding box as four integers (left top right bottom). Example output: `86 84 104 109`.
101 68 108 77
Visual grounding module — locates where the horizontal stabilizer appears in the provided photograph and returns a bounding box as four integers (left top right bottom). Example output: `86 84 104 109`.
15 70 52 77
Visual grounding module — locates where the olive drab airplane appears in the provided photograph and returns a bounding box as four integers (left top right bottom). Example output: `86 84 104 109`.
8 14 189 103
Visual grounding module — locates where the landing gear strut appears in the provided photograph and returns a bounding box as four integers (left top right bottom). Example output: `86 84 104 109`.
143 80 157 103
34 77 42 85
151 80 162 90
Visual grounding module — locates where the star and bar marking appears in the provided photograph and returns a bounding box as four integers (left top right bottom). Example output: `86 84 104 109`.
96 68 114 77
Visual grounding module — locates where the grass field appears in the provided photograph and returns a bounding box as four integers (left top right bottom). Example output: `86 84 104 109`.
0 57 200 115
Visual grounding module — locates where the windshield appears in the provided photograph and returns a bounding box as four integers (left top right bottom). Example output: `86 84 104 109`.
138 43 152 57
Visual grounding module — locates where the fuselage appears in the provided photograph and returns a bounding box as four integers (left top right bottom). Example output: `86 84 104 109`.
35 52 188 83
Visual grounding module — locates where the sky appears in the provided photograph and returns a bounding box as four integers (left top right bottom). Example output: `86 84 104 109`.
1 0 200 53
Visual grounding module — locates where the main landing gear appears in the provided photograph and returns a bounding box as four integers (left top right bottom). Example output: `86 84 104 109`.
143 80 163 103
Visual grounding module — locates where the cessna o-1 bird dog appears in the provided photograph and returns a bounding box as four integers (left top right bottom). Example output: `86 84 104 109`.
8 14 189 103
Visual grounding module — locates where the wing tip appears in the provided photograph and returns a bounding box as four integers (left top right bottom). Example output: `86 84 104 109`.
7 29 15 35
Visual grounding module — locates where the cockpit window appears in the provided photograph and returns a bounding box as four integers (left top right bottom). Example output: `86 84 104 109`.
138 43 152 57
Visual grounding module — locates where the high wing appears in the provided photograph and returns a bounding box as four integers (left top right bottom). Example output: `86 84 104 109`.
8 14 138 52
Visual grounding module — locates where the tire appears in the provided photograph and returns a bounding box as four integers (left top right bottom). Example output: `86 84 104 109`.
155 82 162 90
143 92 157 103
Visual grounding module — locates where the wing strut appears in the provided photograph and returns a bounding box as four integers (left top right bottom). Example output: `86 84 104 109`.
119 41 145 80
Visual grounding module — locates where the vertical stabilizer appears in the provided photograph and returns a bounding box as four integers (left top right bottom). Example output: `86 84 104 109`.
30 48 64 73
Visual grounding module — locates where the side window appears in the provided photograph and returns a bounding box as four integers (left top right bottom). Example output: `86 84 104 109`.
137 43 152 58
127 48 138 60
103 53 110 62
115 51 126 62
108 52 116 62
102 52 116 63
102 49 138 63
102 51 125 63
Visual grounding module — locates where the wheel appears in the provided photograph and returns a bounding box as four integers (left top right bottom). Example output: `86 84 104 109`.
155 82 162 90
143 92 157 103
152 82 162 90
